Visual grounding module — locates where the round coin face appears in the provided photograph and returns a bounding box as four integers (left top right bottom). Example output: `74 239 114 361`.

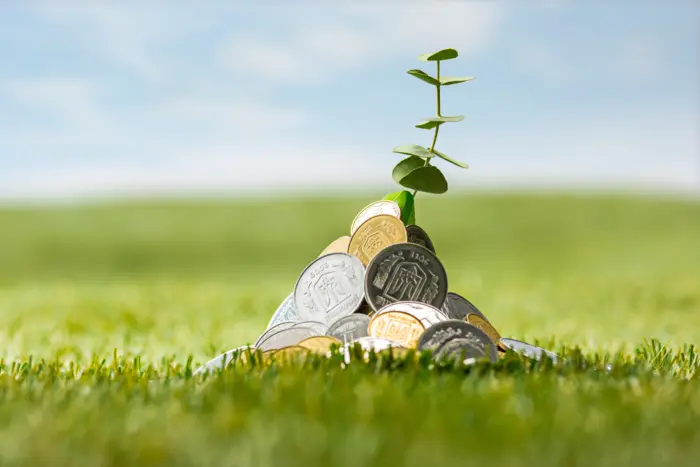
434 338 487 364
256 326 319 352
350 200 401 235
291 320 329 335
254 321 297 347
319 236 351 257
442 292 488 321
348 215 407 266
405 224 436 253
365 243 448 312
192 346 254 376
376 301 448 327
267 293 299 328
417 320 498 362
465 313 502 348
368 311 425 348
326 314 370 344
499 338 559 363
298 336 343 353
293 252 365 325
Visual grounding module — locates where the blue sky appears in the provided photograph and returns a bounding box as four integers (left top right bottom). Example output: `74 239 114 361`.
1 1 698 199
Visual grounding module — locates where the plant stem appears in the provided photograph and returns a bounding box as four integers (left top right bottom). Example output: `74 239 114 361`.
413 61 442 198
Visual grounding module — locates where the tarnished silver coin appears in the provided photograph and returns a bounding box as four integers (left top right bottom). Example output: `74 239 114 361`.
192 346 254 376
267 293 299 328
326 314 370 344
434 338 486 364
417 320 498 362
291 320 329 335
350 200 401 235
254 321 297 348
293 252 365 325
500 338 559 363
442 292 488 321
375 301 448 327
365 243 447 312
257 326 319 352
405 224 436 253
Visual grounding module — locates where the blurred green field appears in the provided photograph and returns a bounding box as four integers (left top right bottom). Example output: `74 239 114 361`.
1 192 699 466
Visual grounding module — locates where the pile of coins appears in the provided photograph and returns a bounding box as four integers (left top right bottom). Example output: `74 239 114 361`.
195 200 558 375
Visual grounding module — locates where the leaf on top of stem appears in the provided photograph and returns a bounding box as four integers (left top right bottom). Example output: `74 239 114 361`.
406 69 440 86
440 76 474 86
421 115 464 123
415 120 443 130
418 48 459 62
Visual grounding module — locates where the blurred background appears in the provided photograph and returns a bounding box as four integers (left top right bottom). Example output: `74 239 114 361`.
0 1 699 358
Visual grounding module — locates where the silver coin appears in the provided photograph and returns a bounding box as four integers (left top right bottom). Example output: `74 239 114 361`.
192 346 253 376
434 338 486 364
293 252 365 325
326 314 370 344
375 301 448 327
365 243 448 312
417 320 498 362
405 224 436 253
341 336 403 364
500 338 559 363
254 321 297 348
350 200 401 235
256 326 319 352
291 320 329 335
267 293 299 328
442 292 488 321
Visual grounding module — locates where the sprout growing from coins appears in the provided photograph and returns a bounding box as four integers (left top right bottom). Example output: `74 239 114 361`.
383 48 472 226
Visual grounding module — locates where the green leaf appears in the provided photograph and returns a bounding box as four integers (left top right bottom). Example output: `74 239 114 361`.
406 69 439 86
398 166 448 194
415 120 442 130
392 156 426 184
433 149 468 169
392 144 434 159
440 76 474 86
418 48 459 62
383 190 415 225
422 115 464 123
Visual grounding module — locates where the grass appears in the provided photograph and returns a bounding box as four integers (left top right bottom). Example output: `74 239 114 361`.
1 192 699 466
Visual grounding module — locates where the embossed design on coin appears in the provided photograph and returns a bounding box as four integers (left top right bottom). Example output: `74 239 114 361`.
255 321 297 347
267 293 299 328
405 224 436 253
500 338 559 363
256 326 318 352
375 301 448 327
193 346 254 376
434 338 486 363
298 336 342 353
350 200 401 235
365 243 447 312
442 292 488 321
319 236 351 257
368 311 425 348
465 313 501 348
348 215 407 266
291 320 329 336
293 252 365 325
326 314 370 344
417 320 498 362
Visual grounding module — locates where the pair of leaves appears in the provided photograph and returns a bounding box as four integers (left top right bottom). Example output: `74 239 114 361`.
393 144 468 169
392 156 448 194
407 69 474 87
383 190 415 225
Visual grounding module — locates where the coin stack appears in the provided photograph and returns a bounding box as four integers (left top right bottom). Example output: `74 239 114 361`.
194 200 559 375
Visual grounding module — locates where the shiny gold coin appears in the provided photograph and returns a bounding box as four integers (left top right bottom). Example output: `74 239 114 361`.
368 311 425 348
298 336 343 354
319 236 351 257
465 313 503 350
350 200 402 235
262 346 310 364
348 215 407 266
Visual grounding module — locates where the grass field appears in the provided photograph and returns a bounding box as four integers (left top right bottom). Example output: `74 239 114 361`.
1 192 699 466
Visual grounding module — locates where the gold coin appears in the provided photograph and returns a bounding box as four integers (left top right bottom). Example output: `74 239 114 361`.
348 215 407 266
319 236 351 257
350 200 402 235
298 336 343 354
368 311 425 348
465 313 503 349
262 346 310 364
